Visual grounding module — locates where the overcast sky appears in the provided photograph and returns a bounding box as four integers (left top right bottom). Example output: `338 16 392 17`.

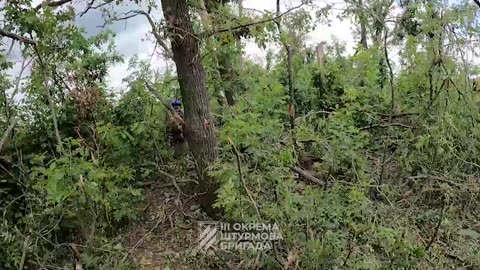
4 0 358 93
97 0 358 91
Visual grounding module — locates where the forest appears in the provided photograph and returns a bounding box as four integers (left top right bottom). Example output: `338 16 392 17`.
1 0 480 269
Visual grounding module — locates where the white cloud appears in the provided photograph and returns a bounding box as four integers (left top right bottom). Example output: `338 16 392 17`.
2 0 357 92
241 0 357 64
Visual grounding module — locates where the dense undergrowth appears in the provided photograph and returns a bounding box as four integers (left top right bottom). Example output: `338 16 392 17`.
2 0 480 269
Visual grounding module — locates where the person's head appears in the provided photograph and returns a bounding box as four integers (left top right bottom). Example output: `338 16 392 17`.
171 99 182 112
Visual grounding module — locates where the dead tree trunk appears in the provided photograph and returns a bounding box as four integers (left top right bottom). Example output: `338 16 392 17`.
316 42 326 67
161 0 219 216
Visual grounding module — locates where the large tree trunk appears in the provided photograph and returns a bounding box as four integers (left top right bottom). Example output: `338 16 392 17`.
161 0 219 216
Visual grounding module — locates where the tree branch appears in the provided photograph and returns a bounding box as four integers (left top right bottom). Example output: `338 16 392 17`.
136 10 173 59
201 2 306 37
144 81 175 115
102 10 173 59
0 28 36 45
0 118 18 153
32 45 63 152
9 58 33 106
474 0 480 8
1 0 72 44
79 0 117 17
426 200 446 251
34 0 72 11
292 166 325 186
228 137 261 219
359 122 414 130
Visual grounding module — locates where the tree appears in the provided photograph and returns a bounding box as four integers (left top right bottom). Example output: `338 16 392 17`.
200 0 244 106
160 0 220 216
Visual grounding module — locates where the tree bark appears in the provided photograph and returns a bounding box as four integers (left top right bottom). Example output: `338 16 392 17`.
316 42 326 67
359 0 368 49
161 0 219 216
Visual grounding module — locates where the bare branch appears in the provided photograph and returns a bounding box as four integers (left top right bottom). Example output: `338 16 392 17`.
9 58 34 105
292 166 325 186
201 2 306 37
79 0 116 17
359 122 414 130
0 28 36 45
78 0 96 17
144 81 176 115
98 12 142 27
134 10 173 59
426 200 446 250
101 10 173 59
91 0 114 11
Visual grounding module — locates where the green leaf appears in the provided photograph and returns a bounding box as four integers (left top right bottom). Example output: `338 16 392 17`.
46 172 65 203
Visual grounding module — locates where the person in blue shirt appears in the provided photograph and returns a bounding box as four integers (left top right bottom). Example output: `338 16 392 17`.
167 99 185 146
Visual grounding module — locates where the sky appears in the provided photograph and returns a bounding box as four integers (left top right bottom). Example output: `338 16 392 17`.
97 0 358 91
1 0 357 93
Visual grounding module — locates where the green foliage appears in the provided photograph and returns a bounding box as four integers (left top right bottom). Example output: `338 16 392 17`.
2 0 480 269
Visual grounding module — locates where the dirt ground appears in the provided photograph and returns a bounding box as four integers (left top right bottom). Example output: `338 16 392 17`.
124 174 207 269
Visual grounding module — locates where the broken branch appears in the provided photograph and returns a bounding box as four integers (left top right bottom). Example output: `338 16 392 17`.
292 166 325 186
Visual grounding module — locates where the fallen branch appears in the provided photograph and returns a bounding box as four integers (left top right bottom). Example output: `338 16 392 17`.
405 174 462 187
18 236 29 270
121 214 166 263
426 201 446 251
359 122 414 130
375 112 418 118
292 166 325 186
69 243 84 270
